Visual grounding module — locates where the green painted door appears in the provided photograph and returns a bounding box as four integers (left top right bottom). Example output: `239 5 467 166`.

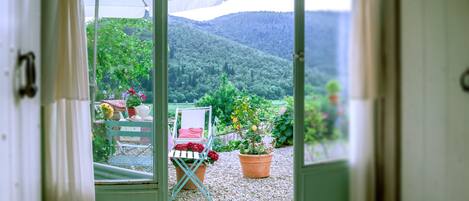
293 0 350 200
90 0 168 200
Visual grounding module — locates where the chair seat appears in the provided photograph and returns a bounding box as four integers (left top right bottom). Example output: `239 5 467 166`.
168 150 201 160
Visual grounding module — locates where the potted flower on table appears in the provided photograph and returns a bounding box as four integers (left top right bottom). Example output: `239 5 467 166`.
171 142 219 190
326 79 341 105
232 96 273 178
125 87 146 117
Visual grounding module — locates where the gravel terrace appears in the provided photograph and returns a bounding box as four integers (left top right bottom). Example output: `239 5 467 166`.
168 146 294 201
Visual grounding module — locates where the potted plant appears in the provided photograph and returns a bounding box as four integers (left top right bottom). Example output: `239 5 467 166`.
171 142 219 190
99 103 114 120
125 87 146 117
232 96 273 178
326 80 341 105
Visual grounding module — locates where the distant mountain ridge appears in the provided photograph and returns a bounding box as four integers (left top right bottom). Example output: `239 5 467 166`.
169 11 350 96
168 21 293 102
88 11 349 102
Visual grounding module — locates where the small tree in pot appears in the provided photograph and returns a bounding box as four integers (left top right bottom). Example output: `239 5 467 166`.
232 96 273 178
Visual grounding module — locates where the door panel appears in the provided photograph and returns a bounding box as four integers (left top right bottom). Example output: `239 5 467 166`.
81 0 168 199
0 0 41 200
401 0 469 200
294 0 350 200
299 161 348 201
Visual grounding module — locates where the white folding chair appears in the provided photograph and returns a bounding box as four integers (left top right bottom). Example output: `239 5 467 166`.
171 107 213 147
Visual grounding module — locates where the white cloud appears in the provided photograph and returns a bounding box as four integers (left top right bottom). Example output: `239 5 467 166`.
171 0 351 21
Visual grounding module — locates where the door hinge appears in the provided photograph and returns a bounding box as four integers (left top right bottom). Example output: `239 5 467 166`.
293 51 304 62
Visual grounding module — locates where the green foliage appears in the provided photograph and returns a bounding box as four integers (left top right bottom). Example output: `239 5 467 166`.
191 11 350 93
126 94 143 108
196 74 240 126
326 79 341 95
92 123 115 163
86 18 153 97
87 12 347 102
231 96 271 155
272 97 294 147
212 138 241 152
168 20 292 102
304 95 327 144
319 97 340 138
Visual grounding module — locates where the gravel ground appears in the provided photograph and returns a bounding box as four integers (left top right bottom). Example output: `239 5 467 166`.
168 146 294 201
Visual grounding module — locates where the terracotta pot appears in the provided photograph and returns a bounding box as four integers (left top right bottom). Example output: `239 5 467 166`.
329 95 339 105
238 153 273 178
127 107 136 117
175 164 206 190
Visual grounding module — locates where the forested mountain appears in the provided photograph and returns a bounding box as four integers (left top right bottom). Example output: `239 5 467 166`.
170 11 350 96
88 11 349 102
168 23 292 102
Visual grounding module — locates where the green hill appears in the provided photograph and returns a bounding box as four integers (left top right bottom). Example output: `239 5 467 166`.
171 11 350 94
87 11 349 102
168 23 292 102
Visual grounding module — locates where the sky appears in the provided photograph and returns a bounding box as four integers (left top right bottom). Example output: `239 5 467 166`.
171 0 351 21
84 0 351 21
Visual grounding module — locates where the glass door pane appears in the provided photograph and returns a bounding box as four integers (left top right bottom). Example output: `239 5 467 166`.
85 0 156 182
303 0 351 165
167 0 294 200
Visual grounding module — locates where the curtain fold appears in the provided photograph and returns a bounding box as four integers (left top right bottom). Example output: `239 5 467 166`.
43 0 95 200
349 0 399 200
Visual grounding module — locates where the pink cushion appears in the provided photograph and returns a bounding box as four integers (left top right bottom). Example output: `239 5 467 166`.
178 128 203 138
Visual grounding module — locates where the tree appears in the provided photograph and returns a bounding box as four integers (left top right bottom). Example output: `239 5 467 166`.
86 18 153 98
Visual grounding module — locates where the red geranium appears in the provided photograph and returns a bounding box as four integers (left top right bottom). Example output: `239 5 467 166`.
191 143 205 153
127 87 136 95
140 93 147 101
208 150 219 161
174 144 188 151
175 142 204 152
171 142 219 167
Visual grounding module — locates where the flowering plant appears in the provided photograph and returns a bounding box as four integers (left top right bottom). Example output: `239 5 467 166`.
231 96 272 155
99 103 114 119
171 142 219 167
124 87 146 108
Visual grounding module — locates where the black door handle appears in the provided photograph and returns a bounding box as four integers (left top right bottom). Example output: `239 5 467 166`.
18 51 37 98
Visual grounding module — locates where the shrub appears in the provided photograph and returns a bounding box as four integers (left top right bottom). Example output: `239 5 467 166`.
92 123 115 163
196 74 271 130
271 96 294 147
319 97 340 139
196 74 240 126
304 95 327 144
212 138 241 152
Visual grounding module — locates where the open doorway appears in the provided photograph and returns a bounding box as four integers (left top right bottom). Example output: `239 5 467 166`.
166 0 351 200
85 0 351 200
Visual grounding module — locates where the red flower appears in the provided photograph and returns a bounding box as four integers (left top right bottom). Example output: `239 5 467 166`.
127 87 136 95
188 142 204 152
187 142 194 148
174 144 188 151
208 150 219 161
140 93 147 101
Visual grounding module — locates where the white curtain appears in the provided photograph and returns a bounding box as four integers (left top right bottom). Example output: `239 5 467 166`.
43 0 95 200
349 0 383 200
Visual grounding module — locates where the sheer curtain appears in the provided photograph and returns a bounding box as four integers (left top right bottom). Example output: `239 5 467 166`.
349 0 399 200
43 0 95 200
